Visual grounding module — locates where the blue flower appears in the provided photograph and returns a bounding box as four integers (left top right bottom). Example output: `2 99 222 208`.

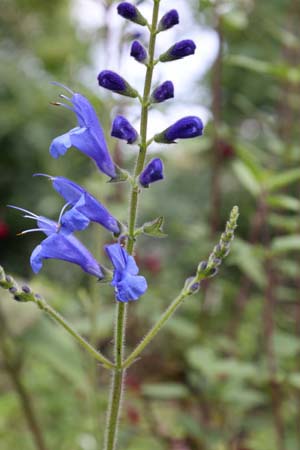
105 243 147 302
139 158 164 188
31 233 103 278
158 9 179 32
36 175 121 234
159 40 196 62
151 81 174 103
98 70 138 98
130 40 148 63
154 116 203 143
9 206 103 278
117 2 147 26
111 116 138 144
49 85 116 179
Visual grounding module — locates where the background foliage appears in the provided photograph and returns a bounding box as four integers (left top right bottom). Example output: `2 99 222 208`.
1 0 300 449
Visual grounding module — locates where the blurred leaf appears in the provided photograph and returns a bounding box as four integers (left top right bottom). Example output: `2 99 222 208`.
266 195 300 212
273 332 300 358
271 235 300 254
288 373 300 390
232 160 261 196
264 168 300 192
142 383 189 400
229 238 266 287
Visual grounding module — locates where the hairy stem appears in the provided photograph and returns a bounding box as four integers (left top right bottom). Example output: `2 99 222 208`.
103 2 161 450
123 290 188 369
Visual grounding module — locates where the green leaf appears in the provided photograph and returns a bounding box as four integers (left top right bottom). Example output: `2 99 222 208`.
232 160 261 196
142 216 167 238
288 373 300 389
266 195 300 212
226 55 272 75
264 168 300 192
271 235 300 254
142 383 189 400
229 238 266 288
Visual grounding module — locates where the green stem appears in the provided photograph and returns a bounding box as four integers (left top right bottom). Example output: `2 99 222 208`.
38 299 114 370
104 302 126 450
103 2 161 449
123 290 188 369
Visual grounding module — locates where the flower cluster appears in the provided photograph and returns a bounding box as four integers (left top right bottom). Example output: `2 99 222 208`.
11 2 204 304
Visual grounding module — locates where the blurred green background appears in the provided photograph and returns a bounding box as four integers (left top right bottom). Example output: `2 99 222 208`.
1 0 300 449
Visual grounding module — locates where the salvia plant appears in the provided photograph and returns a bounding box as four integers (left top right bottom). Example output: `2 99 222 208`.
0 1 239 449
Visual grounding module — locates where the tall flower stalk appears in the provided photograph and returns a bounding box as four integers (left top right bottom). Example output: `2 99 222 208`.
1 2 239 450
104 3 161 448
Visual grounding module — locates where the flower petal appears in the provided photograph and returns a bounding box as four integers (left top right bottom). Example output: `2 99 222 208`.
115 273 147 302
30 233 103 278
105 243 127 272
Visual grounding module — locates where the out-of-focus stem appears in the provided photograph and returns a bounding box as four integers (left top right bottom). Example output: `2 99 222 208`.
0 311 48 450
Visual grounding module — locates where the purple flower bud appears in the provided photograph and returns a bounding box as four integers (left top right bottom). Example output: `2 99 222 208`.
154 116 203 143
158 9 179 32
139 158 164 188
117 2 147 26
159 40 196 62
151 81 174 103
98 70 138 98
130 40 148 63
111 115 138 144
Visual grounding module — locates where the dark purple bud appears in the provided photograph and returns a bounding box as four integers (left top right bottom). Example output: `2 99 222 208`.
139 158 164 188
151 81 174 103
117 2 147 26
158 9 179 32
130 40 148 63
159 40 196 62
22 285 31 293
97 70 138 98
111 115 138 144
154 116 203 143
5 275 13 284
9 286 17 294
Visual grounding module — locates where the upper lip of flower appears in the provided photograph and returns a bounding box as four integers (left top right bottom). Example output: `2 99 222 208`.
49 84 117 179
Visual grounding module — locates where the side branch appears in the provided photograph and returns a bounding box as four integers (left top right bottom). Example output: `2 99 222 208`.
123 206 239 369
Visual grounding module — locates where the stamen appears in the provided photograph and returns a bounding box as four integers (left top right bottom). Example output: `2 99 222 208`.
51 81 75 95
17 228 49 236
58 202 71 225
59 94 72 102
33 173 53 180
50 101 74 113
8 205 38 219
